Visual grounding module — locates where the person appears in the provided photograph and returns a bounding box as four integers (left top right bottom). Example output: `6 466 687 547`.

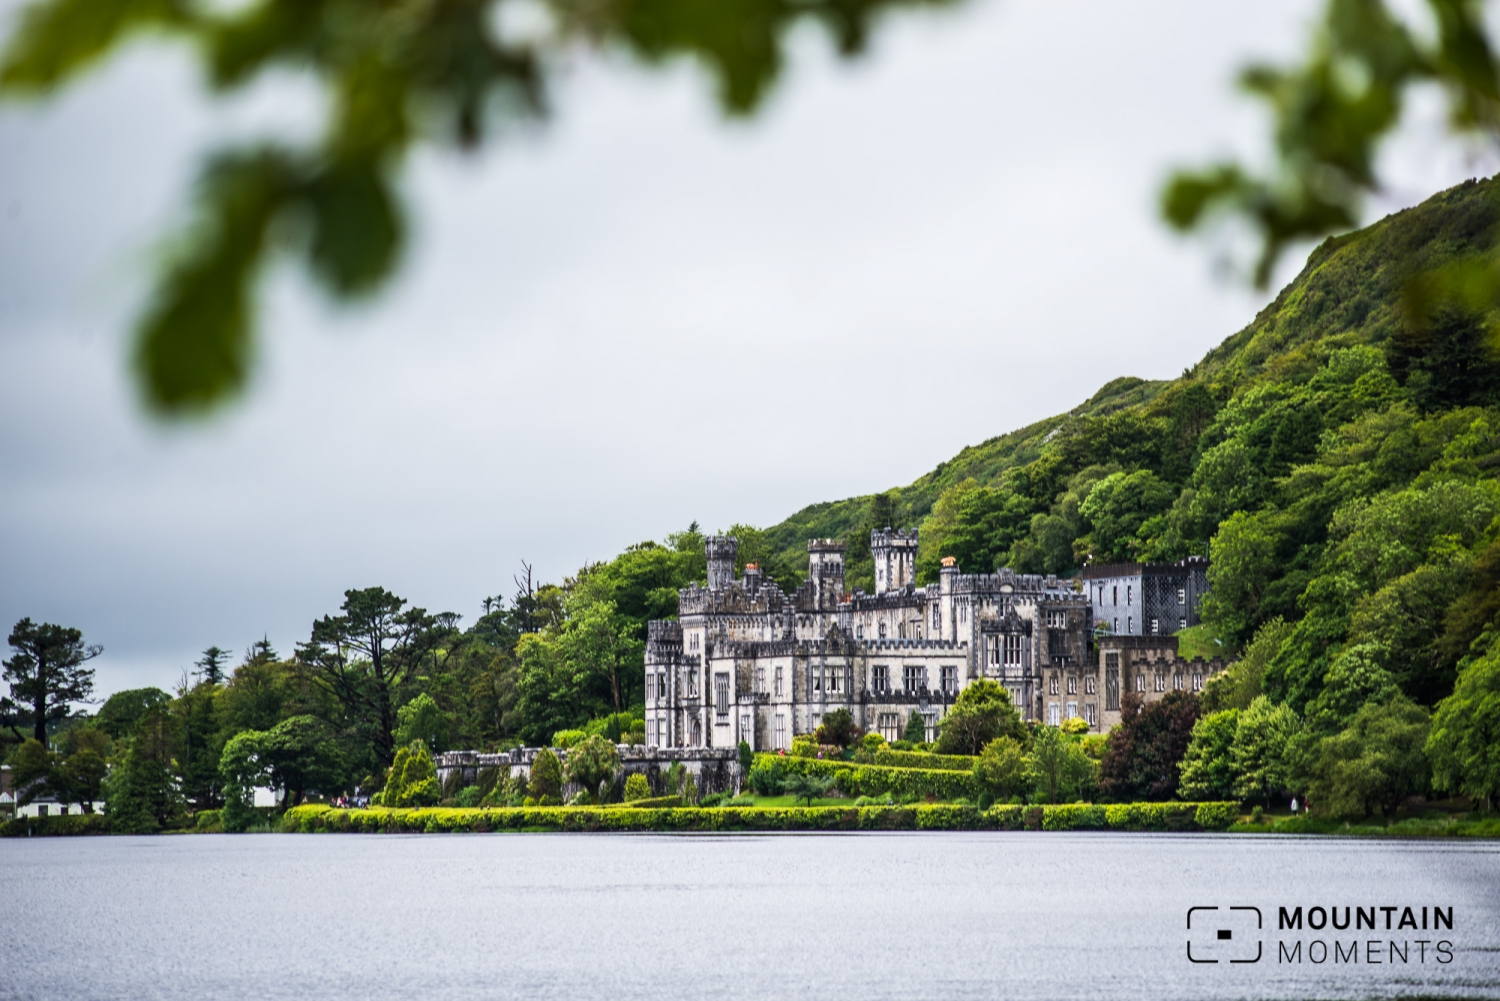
1290 796 1299 814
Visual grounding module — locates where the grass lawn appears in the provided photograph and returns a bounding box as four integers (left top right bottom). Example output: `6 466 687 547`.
727 795 863 808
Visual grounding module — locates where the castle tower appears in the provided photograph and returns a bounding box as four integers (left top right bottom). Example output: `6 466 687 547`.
807 539 846 610
871 528 918 595
706 536 738 591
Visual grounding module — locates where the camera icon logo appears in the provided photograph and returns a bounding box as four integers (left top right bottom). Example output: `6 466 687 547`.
1187 906 1263 964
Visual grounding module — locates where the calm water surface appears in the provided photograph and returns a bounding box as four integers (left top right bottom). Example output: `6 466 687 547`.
1 832 1497 1000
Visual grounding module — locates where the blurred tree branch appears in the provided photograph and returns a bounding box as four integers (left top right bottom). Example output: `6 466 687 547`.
0 0 953 414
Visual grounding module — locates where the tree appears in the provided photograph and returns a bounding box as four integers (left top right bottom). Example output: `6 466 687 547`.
1027 726 1096 804
737 740 754 778
564 734 621 804
218 729 266 832
96 687 172 741
393 693 449 752
1098 691 1200 802
783 770 835 807
2 619 100 744
935 679 1024 755
1428 641 1500 810
1306 696 1430 817
902 710 927 745
972 736 1028 804
7 739 52 808
256 715 347 808
105 703 182 833
297 587 452 767
1177 708 1241 801
1079 469 1176 564
815 708 861 749
1231 696 1301 806
1201 618 1293 713
1302 643 1401 735
194 646 231 686
528 748 563 804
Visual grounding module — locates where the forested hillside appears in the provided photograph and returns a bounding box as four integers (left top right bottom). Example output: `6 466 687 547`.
9 176 1500 825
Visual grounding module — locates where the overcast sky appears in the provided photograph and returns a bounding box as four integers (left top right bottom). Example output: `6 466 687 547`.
2 0 1495 699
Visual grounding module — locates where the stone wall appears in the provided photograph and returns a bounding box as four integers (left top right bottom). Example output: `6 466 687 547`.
433 746 742 800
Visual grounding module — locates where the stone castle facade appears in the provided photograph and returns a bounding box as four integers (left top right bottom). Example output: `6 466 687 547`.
643 532 1228 749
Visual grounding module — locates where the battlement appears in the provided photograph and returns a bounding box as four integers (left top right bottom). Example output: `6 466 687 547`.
870 527 919 549
706 535 738 590
807 538 846 553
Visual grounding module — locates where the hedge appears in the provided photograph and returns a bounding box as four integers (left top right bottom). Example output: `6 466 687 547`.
278 801 1242 834
873 750 977 772
0 813 112 837
769 754 976 800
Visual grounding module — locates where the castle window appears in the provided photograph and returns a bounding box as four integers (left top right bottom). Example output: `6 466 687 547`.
1127 616 1134 633
1173 673 1184 691
879 622 887 639
1084 703 1096 726
903 665 926 694
1136 672 1146 692
647 719 657 746
715 673 730 716
754 666 765 694
687 670 698 698
856 624 863 639
878 713 901 741
1066 701 1077 720
1003 634 1023 667
1178 587 1187 605
774 666 783 697
1150 617 1159 635
1112 586 1118 605
1127 586 1133 605
941 666 958 695
829 667 841 694
740 714 751 741
1047 610 1067 628
987 636 1000 666
1085 675 1096 696
657 672 668 700
1048 703 1060 726
873 665 890 693
775 714 787 750
813 667 823 693
1179 617 1187 631
932 606 940 631
960 604 967 624
1154 672 1166 692
690 633 699 652
898 622 905 639
1192 672 1203 691
1112 618 1119 634
1066 675 1077 696
1049 674 1059 696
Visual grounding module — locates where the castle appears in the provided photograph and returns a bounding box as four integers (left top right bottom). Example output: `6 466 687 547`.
643 532 1227 751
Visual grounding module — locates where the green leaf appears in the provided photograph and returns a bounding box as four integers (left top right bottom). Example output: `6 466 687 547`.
0 0 184 92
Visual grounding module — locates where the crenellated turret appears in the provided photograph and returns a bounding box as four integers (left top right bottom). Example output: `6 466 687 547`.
705 536 738 591
871 528 918 595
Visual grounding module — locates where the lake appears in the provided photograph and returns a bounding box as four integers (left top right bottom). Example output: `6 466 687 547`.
1 832 1497 1000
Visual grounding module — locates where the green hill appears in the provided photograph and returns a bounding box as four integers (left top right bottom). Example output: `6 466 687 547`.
756 174 1500 716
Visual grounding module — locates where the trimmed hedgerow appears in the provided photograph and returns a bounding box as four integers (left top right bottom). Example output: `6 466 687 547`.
0 813 112 837
769 754 976 801
873 750 978 772
1194 802 1238 832
1042 805 1108 830
279 801 1244 834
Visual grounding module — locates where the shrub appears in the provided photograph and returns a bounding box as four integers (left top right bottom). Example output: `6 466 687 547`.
624 774 652 802
875 749 976 771
814 708 861 749
455 785 482 808
747 757 787 796
624 795 682 809
565 735 621 803
376 741 440 808
768 754 975 801
1042 805 1107 830
529 749 563 802
904 710 927 744
972 737 1028 802
783 771 835 806
194 809 222 832
791 736 817 758
1194 802 1238 831
552 729 587 749
935 678 1025 755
